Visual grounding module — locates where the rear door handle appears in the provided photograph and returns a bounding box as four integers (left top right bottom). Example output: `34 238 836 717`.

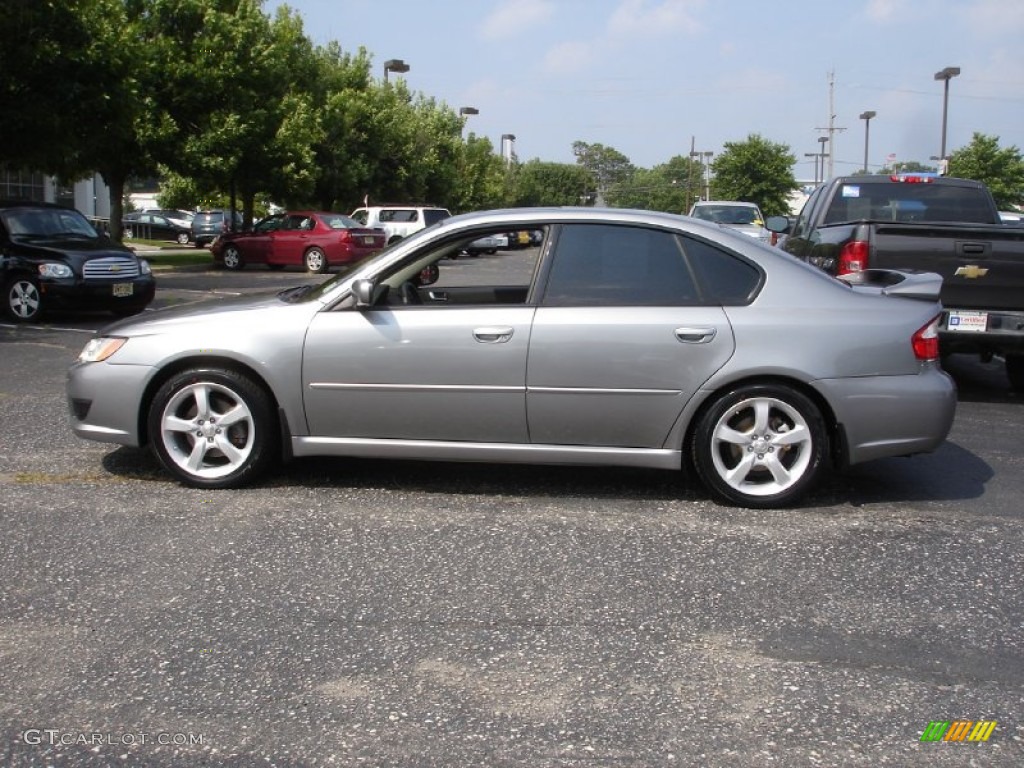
675 326 717 344
473 326 514 344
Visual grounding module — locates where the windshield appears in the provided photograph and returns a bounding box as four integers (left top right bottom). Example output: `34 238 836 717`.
2 207 100 239
693 205 761 225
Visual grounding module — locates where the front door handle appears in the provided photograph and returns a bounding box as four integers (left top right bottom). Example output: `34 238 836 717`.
674 326 717 344
473 326 514 344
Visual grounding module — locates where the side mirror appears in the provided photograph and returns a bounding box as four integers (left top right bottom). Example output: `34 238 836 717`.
352 278 376 307
765 215 791 234
417 263 440 287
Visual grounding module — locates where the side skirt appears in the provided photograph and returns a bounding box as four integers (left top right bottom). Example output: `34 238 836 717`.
291 436 682 470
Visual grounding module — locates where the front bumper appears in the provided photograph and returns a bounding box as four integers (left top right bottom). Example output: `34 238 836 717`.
66 360 154 447
42 275 156 312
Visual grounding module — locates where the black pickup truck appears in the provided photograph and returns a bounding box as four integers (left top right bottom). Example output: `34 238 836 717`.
767 175 1024 388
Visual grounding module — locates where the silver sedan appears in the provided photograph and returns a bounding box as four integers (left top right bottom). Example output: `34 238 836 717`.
66 207 956 508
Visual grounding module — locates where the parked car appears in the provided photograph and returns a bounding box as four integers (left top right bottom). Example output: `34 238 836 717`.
191 209 243 248
67 207 955 508
143 209 194 229
2 201 155 322
123 211 192 245
688 201 772 244
211 211 387 273
350 204 450 244
462 233 509 256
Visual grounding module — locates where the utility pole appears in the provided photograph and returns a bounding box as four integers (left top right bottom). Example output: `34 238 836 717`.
816 70 846 180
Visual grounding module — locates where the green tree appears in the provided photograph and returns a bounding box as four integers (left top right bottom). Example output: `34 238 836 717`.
711 134 798 216
511 160 592 207
607 155 701 212
572 142 634 205
948 133 1024 210
450 134 508 212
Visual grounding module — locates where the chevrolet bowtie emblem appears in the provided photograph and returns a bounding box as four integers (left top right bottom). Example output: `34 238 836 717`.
109 265 121 273
955 265 989 278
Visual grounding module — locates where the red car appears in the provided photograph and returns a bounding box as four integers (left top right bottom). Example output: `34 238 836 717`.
212 211 386 273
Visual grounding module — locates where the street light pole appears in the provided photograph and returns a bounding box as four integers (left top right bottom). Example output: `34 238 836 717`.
458 106 479 135
804 152 819 185
934 66 960 161
859 110 876 174
701 151 713 200
383 58 410 83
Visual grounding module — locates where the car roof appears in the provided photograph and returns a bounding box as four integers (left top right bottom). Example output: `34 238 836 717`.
0 200 75 211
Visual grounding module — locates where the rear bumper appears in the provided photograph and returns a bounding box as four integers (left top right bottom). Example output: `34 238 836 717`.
815 365 957 466
939 308 1024 355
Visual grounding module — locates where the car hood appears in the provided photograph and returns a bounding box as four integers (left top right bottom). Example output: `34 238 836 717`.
10 236 136 262
100 290 320 337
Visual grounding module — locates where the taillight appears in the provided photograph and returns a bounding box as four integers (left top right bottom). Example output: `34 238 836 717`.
338 230 351 242
838 240 869 274
912 315 941 361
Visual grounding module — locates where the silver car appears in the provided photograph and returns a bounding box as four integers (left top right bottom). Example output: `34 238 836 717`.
66 207 956 508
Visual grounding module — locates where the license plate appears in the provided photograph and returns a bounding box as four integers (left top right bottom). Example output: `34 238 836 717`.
362 235 376 245
112 283 134 297
947 310 987 332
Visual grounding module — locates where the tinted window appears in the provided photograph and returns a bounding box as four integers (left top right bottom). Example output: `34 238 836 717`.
423 209 450 226
682 236 761 304
543 224 698 306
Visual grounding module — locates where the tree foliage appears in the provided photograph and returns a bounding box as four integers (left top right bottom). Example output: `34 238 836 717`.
572 142 634 204
948 133 1024 210
711 135 798 216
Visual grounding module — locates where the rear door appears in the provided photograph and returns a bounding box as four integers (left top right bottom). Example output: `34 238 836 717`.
527 223 739 448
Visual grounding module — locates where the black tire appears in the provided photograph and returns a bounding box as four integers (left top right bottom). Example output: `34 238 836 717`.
1006 354 1024 391
222 244 244 271
147 367 278 489
304 247 327 273
4 275 43 322
387 234 403 246
176 232 191 245
691 383 827 508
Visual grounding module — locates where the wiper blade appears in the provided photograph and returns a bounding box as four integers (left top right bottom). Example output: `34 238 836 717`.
277 284 315 302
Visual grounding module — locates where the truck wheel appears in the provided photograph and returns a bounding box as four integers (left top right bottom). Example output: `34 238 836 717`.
147 367 278 488
4 276 43 322
1006 355 1024 391
691 383 827 508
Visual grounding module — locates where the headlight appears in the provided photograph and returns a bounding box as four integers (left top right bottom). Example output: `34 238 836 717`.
140 259 152 275
38 263 73 278
78 336 127 363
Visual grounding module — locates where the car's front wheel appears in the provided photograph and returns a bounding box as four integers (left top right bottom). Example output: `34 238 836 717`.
692 383 827 508
221 244 244 270
304 247 327 273
147 368 278 489
4 276 43 322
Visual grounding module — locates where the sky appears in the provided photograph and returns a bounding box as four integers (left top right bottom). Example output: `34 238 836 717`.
265 0 1024 180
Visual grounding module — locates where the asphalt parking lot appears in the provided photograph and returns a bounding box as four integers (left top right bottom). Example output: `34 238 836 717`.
1 254 1023 766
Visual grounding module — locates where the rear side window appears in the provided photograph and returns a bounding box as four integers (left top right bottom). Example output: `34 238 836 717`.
682 236 761 304
543 224 698 306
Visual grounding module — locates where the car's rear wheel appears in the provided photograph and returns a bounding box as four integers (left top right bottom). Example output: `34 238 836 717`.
4 276 43 322
222 244 244 271
1006 354 1024 391
148 368 278 489
176 232 190 245
692 383 827 508
304 247 327 273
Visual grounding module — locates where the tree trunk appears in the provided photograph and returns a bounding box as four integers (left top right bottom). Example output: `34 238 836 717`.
102 169 126 242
